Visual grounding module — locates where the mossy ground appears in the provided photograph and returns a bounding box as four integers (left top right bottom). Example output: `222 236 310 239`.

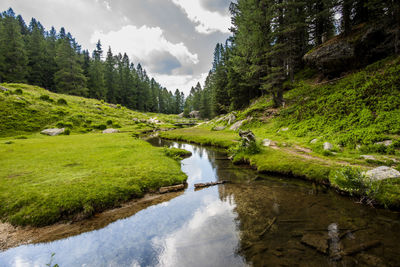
0 133 187 226
159 56 400 209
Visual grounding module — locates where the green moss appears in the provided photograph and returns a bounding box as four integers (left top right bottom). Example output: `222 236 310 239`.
0 133 187 226
163 147 192 160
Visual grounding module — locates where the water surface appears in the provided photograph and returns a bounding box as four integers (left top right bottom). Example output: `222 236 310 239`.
1 138 399 266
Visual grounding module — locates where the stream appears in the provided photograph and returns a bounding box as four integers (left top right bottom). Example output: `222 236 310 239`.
1 138 400 266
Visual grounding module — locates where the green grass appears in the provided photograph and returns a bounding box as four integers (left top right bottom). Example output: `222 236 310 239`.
0 133 187 226
0 83 192 137
160 127 239 148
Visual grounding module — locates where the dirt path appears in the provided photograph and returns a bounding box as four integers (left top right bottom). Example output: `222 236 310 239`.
0 191 183 251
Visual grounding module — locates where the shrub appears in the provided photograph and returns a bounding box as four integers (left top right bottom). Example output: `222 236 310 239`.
106 120 113 125
57 98 68 105
94 124 107 130
56 121 73 128
13 89 23 95
330 167 367 195
39 95 53 102
64 129 71 135
113 123 122 128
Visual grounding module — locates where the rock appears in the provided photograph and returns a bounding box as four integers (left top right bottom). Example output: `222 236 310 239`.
323 142 333 151
310 139 318 144
132 118 138 122
148 117 161 124
361 155 376 160
280 127 289 132
262 139 277 147
107 104 118 109
178 112 184 118
239 130 256 147
0 86 9 92
41 128 65 136
304 24 398 75
213 126 226 131
230 120 245 131
364 166 400 181
189 110 200 119
226 114 236 125
375 140 393 147
102 128 119 134
301 233 328 254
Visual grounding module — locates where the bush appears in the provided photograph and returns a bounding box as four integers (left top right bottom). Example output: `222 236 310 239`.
56 121 73 129
64 129 71 135
94 124 107 130
57 98 68 105
106 120 113 125
39 95 53 102
330 167 367 195
13 89 23 95
113 123 122 128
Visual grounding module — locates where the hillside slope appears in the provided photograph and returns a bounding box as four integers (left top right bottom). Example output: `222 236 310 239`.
160 56 400 208
0 83 187 137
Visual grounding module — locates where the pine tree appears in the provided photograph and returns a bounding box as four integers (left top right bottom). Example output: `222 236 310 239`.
26 18 47 87
54 34 87 96
88 40 106 99
0 8 28 83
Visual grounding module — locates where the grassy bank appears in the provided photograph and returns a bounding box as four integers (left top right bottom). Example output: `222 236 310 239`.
0 133 187 226
159 57 400 209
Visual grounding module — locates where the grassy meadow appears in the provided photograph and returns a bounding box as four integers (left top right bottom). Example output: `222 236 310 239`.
0 133 187 226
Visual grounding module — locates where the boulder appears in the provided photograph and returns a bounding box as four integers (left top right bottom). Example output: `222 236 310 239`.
178 112 184 118
374 140 393 147
226 114 236 125
230 120 245 131
360 155 376 161
103 128 119 134
41 128 65 136
304 24 399 76
323 142 333 151
262 139 277 147
0 86 9 92
310 139 318 144
213 126 226 131
189 110 200 119
364 166 400 181
148 117 161 124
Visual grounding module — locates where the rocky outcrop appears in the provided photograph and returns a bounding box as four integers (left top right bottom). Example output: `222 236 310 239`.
304 24 399 76
364 166 400 181
41 128 65 136
374 140 393 147
102 128 119 134
239 130 256 147
0 86 9 92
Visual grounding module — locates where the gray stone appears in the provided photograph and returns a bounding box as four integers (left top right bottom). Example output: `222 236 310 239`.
189 110 200 119
103 128 119 134
0 86 9 92
310 139 318 144
364 166 400 181
148 117 161 124
178 112 184 118
323 142 333 151
239 130 256 146
262 139 277 147
230 120 245 131
226 114 236 125
213 126 226 131
280 127 289 132
361 155 376 160
41 128 65 136
375 140 393 147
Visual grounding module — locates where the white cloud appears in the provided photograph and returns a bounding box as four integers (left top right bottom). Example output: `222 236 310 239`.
154 72 208 95
171 0 231 34
91 25 198 66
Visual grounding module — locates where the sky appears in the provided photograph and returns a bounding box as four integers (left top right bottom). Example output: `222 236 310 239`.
0 0 232 95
